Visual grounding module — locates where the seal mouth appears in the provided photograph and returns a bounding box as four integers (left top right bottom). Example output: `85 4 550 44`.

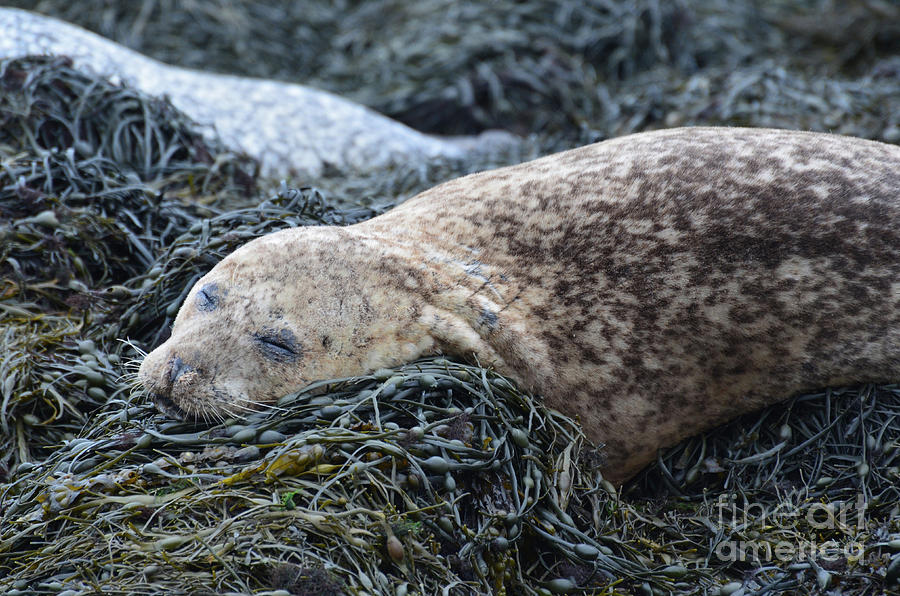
150 392 188 420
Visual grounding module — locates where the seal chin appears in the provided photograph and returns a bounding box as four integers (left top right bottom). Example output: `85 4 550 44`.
150 392 188 420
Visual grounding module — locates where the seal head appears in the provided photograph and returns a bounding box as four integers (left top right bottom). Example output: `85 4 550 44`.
139 227 442 421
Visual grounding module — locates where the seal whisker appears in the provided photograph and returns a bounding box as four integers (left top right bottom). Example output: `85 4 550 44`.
224 401 286 418
245 401 286 413
119 338 148 358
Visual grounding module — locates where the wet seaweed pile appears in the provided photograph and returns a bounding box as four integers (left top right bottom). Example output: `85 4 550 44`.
12 0 711 139
632 385 900 593
1 360 657 595
11 356 892 595
2 3 900 595
14 0 900 147
0 55 254 474
2 363 897 593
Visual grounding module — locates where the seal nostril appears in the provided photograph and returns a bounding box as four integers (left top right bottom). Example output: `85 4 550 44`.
169 356 192 384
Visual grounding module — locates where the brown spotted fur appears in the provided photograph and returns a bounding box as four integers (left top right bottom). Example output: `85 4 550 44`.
140 127 900 484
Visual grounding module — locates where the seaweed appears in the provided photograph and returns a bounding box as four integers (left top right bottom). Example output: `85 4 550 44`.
16 0 900 144
0 360 654 594
0 54 258 477
1 3 899 594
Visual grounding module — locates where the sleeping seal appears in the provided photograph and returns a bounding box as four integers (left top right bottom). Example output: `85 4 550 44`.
138 127 900 484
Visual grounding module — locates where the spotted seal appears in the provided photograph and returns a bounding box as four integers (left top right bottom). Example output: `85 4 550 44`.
138 127 900 484
0 8 518 179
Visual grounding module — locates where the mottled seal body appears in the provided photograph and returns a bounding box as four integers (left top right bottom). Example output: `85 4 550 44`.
139 127 900 483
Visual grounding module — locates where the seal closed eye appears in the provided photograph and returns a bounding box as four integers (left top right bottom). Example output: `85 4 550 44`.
254 328 302 363
138 127 900 484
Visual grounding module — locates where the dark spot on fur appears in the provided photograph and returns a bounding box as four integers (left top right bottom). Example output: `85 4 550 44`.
478 308 498 331
195 283 220 311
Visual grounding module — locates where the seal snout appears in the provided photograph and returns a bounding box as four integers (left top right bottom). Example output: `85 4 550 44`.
138 351 202 420
150 391 187 420
155 355 201 419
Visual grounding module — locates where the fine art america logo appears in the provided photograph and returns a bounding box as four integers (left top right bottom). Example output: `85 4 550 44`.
713 492 868 563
